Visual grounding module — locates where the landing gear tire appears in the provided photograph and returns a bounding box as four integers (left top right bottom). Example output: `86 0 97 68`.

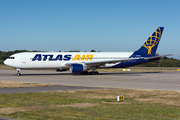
80 71 88 75
90 72 94 75
17 73 21 76
16 68 21 76
89 71 99 75
95 71 99 75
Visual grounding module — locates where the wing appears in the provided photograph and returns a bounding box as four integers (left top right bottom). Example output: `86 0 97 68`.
65 54 173 71
65 58 140 67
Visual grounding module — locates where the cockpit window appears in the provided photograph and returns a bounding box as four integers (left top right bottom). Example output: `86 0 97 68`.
7 57 15 59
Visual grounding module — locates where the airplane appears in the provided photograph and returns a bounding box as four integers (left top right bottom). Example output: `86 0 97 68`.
4 27 172 76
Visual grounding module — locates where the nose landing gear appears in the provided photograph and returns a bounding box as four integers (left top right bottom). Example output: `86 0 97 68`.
16 68 21 76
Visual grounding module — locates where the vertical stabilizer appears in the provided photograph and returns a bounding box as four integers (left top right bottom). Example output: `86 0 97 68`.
133 27 164 56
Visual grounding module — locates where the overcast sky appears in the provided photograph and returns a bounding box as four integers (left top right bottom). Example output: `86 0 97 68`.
0 0 180 59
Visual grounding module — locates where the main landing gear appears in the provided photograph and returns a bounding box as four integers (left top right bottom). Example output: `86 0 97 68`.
80 71 99 75
89 71 99 75
16 68 21 76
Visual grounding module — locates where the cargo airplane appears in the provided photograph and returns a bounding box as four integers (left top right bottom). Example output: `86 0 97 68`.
4 27 172 76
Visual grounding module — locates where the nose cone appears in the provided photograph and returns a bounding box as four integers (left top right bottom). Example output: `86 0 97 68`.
4 59 8 65
4 59 11 66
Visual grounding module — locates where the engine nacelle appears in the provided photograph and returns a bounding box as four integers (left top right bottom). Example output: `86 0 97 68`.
70 64 87 73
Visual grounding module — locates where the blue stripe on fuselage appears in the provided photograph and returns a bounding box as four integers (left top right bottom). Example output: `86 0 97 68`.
110 59 149 68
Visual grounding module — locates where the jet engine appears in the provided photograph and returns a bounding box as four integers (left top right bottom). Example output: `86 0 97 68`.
69 64 87 73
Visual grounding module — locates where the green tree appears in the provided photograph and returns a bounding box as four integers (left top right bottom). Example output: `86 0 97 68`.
90 49 96 52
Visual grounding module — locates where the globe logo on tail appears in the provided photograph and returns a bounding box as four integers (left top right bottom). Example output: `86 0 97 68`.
143 27 162 54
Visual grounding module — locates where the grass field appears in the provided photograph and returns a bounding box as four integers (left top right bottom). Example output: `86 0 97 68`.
0 64 14 70
0 89 180 120
0 81 51 88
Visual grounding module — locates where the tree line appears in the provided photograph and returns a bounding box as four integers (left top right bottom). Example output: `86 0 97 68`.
135 57 180 67
0 50 180 67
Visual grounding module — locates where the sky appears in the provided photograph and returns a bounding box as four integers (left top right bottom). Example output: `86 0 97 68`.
0 0 180 59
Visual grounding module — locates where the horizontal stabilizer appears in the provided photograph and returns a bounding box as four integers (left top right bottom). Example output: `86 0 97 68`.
145 54 173 60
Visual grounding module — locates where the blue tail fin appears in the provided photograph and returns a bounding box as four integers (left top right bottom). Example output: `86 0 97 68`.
133 27 164 56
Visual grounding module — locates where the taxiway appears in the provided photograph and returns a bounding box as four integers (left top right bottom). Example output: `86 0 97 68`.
0 70 180 93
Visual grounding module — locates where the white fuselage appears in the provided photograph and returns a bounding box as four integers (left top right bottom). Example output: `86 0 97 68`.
4 52 134 69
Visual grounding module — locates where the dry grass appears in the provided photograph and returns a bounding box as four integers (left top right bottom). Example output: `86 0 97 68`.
58 89 180 106
102 101 131 105
59 89 154 98
0 81 51 88
0 65 14 70
0 89 180 119
134 90 180 106
0 103 98 114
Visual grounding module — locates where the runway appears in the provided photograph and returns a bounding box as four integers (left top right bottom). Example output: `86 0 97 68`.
0 70 180 92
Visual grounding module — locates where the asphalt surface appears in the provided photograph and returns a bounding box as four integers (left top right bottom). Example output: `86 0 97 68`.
0 85 105 94
0 70 180 93
0 117 17 120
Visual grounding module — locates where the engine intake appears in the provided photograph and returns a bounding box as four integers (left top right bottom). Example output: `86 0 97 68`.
70 64 87 73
